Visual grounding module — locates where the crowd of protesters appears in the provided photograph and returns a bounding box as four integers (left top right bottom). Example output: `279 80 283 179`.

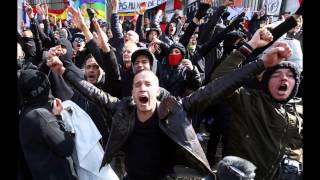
17 0 303 179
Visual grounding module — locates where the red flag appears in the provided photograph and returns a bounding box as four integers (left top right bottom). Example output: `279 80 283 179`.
158 2 166 11
174 0 182 10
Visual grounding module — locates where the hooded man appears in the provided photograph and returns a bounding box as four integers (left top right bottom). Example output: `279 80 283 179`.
18 69 76 180
210 40 303 179
260 61 301 103
123 48 170 100
20 28 36 60
159 42 202 97
131 48 158 75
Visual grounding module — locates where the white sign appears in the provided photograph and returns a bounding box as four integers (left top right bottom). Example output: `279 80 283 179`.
284 0 300 14
119 0 167 12
227 6 254 20
266 0 283 16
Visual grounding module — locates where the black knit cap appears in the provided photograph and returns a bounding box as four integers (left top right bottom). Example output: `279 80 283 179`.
223 31 247 54
72 32 85 42
145 23 161 39
261 61 301 103
18 69 51 102
168 42 186 59
131 48 155 66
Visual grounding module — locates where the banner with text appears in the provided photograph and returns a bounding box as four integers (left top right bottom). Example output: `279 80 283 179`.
119 0 167 12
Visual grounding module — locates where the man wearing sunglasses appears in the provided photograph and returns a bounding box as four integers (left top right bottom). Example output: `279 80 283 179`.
71 32 91 68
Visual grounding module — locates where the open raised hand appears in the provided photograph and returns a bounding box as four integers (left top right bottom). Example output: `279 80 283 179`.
92 18 111 53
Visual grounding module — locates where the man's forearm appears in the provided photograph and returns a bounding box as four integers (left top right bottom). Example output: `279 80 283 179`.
183 58 265 114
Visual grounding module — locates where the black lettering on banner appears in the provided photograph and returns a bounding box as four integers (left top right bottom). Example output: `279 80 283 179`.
119 2 128 10
128 2 134 10
119 0 168 11
267 0 282 15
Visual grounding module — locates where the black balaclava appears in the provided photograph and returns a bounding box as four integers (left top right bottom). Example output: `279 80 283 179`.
18 69 54 106
261 61 301 104
22 37 36 59
57 38 74 61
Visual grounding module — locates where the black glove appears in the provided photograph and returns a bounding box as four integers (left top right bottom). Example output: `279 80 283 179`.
244 16 298 64
87 8 96 32
87 8 95 20
158 96 177 120
195 2 211 20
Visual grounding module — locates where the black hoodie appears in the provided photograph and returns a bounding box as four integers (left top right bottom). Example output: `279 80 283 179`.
19 69 77 180
159 43 202 97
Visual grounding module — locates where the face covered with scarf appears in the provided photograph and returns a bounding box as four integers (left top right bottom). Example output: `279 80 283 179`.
167 43 186 66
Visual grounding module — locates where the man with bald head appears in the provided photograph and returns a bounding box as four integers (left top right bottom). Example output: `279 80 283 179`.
48 35 289 178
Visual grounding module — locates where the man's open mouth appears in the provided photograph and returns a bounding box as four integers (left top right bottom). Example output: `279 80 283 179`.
139 96 149 104
278 84 288 91
87 75 95 79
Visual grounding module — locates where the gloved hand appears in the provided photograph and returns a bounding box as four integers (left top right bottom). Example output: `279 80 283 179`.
158 96 177 120
194 0 212 20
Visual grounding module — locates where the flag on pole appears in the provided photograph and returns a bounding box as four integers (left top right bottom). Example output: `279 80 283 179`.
47 0 69 20
79 0 107 20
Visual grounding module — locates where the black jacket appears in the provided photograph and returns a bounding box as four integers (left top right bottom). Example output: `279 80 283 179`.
66 38 121 144
73 48 91 69
60 45 267 178
110 13 125 65
85 39 121 96
158 42 202 97
20 101 76 180
159 62 202 97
